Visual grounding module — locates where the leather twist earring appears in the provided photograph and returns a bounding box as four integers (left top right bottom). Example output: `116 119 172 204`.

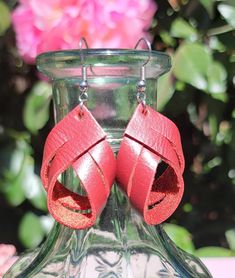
40 39 116 229
116 38 185 225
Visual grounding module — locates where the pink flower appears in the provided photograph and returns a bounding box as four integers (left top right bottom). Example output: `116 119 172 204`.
12 0 157 64
0 244 18 277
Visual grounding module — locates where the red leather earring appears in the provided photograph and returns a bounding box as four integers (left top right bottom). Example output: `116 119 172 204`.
117 104 184 225
41 64 116 230
116 39 185 225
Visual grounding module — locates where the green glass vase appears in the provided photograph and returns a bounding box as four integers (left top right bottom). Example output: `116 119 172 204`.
4 49 212 278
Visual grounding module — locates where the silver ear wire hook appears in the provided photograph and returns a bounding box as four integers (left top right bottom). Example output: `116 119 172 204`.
134 37 152 108
78 37 89 109
79 37 89 64
134 37 151 67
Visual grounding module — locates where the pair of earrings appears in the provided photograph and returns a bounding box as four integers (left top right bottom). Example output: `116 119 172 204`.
40 40 185 230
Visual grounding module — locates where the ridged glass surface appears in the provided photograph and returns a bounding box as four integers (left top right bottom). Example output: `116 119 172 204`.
5 49 211 278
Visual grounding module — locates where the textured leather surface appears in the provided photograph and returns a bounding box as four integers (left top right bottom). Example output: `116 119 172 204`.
41 105 116 229
117 104 185 225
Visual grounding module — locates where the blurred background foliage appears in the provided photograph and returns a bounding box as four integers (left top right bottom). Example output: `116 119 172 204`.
0 0 235 258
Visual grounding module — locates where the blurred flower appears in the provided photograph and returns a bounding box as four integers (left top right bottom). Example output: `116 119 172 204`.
92 103 116 120
0 244 18 277
12 0 157 64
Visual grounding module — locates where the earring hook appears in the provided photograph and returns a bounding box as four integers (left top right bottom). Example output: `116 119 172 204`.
79 37 89 49
79 37 89 64
134 37 152 67
78 37 95 77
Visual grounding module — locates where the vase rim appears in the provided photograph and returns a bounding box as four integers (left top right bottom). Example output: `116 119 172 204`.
36 48 171 80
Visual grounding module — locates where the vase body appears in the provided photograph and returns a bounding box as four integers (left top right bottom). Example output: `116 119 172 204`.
5 49 212 277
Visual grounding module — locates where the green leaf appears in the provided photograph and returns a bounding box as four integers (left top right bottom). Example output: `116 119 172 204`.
164 223 195 254
0 1 10 36
195 247 233 257
2 178 25 206
171 18 197 40
173 43 212 90
0 137 46 210
209 36 226 52
207 61 227 100
225 229 235 251
20 156 47 211
218 4 235 28
0 139 30 178
199 0 215 17
160 31 176 47
0 148 22 180
18 212 44 248
23 81 52 134
157 72 175 111
0 139 31 206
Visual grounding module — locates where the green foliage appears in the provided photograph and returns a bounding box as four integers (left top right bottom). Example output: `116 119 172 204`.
0 1 10 36
164 224 195 254
23 81 52 134
0 134 30 206
195 247 234 257
0 132 47 211
170 18 197 40
164 224 235 257
156 0 235 257
218 3 235 28
0 130 49 248
19 212 45 249
173 43 212 91
207 61 227 101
